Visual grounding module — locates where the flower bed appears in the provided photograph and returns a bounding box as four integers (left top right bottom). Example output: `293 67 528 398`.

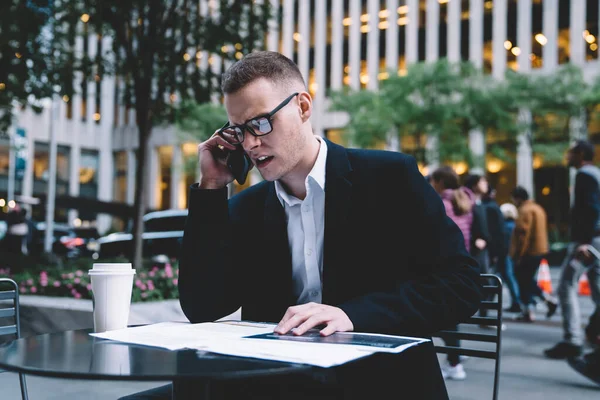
0 261 179 303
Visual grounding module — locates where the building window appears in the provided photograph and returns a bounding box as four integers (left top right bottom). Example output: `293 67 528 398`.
79 149 99 199
157 146 173 210
113 151 128 203
32 142 70 222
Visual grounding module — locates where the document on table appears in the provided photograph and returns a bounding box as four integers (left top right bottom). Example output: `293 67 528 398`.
90 321 429 368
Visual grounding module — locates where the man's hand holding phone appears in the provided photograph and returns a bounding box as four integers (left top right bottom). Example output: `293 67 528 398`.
197 130 239 189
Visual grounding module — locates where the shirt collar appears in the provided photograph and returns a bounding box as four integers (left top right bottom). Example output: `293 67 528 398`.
275 136 327 207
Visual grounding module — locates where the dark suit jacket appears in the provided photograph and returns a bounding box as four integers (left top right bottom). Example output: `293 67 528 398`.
179 139 482 337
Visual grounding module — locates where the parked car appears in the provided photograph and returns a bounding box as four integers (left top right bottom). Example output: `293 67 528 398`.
29 222 73 256
93 209 188 260
55 226 101 260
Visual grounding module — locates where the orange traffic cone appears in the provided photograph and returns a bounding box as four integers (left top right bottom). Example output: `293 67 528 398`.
537 258 553 294
578 272 591 296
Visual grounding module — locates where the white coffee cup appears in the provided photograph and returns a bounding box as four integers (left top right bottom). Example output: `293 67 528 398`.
89 263 136 333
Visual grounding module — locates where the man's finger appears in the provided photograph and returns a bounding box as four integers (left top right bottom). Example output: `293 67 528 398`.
293 314 329 336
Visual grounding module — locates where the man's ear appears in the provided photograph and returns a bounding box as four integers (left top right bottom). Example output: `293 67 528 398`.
298 92 312 122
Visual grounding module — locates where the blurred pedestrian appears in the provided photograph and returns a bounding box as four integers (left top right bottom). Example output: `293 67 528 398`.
510 186 558 322
482 186 505 274
464 174 493 320
499 203 522 313
545 140 600 359
3 204 29 255
430 166 474 380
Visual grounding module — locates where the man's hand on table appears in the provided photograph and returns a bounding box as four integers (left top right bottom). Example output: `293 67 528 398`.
274 302 354 336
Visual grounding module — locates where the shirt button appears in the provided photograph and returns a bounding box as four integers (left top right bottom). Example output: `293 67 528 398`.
306 249 312 256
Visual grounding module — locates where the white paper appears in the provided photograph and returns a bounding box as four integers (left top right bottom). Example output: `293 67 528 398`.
89 321 430 368
89 321 274 350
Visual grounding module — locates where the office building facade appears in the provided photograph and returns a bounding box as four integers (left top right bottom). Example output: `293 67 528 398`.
3 0 599 236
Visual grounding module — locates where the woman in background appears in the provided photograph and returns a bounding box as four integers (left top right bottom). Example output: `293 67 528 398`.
430 166 475 380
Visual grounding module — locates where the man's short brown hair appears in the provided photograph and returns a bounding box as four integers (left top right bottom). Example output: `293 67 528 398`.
221 51 306 94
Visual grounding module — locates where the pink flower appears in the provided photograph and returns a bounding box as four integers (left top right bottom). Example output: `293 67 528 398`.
147 281 155 291
53 281 61 287
74 278 81 284
86 284 92 291
68 273 74 279
74 293 81 299
152 266 159 272
141 293 148 298
30 287 38 294
76 270 83 277
26 279 33 285
67 284 73 289
172 279 178 286
135 279 143 288
140 284 147 291
165 264 173 278
149 271 155 277
19 287 26 293
40 271 48 278
41 281 48 287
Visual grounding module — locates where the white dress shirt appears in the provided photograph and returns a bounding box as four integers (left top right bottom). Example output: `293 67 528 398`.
275 136 327 304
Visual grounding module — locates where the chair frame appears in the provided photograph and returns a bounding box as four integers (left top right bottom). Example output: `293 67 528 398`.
433 274 503 400
0 278 29 400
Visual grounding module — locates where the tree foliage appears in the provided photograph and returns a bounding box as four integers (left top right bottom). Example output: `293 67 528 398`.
330 60 600 170
329 59 522 167
0 0 53 134
7 0 272 268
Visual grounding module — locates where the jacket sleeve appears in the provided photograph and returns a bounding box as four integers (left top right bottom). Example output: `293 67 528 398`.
338 156 483 336
573 172 600 244
178 185 244 323
513 208 532 258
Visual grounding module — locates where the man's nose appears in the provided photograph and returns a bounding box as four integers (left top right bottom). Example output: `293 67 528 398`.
243 130 261 152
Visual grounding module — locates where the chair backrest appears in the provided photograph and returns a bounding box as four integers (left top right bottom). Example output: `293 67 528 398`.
0 278 22 341
432 274 503 400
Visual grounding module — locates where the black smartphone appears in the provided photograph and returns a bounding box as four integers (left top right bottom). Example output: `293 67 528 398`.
216 122 252 185
227 146 252 185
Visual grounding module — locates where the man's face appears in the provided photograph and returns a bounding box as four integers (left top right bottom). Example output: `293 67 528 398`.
511 196 522 208
477 177 489 195
224 78 308 182
567 148 581 168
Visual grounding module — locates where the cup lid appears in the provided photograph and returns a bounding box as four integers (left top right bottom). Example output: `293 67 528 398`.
92 263 133 271
88 269 136 275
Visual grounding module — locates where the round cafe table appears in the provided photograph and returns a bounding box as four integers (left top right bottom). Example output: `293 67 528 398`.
0 328 449 399
0 328 311 399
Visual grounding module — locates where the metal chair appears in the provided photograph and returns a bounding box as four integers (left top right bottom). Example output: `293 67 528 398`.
432 274 503 400
0 278 29 400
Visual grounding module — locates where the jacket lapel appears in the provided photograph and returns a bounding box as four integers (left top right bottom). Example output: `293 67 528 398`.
322 139 353 304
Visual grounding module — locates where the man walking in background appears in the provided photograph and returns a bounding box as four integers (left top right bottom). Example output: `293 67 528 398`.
510 186 558 322
545 140 600 359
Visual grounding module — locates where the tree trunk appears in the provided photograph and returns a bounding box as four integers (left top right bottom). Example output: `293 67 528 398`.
132 112 151 271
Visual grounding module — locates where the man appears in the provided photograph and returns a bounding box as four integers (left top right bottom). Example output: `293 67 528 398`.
509 186 557 322
545 140 600 359
122 51 482 399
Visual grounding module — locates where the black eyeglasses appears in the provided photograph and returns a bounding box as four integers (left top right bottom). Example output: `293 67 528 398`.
217 92 299 145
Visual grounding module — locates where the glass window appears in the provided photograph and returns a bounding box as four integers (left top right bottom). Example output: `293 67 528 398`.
157 146 173 210
80 149 99 198
113 151 128 203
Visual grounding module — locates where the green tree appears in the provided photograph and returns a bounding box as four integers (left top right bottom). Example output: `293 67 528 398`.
329 59 522 169
0 0 53 134
45 0 272 269
506 63 588 164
